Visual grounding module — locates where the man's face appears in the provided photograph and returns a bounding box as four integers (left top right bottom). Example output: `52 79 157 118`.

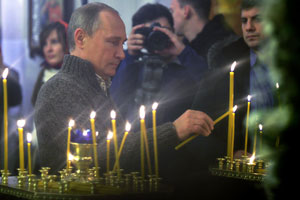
170 0 185 36
84 11 126 80
241 7 264 50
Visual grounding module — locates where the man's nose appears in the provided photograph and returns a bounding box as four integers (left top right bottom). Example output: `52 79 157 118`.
245 20 255 31
116 47 125 60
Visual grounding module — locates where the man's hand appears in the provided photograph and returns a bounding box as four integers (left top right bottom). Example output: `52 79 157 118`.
153 26 185 58
127 24 146 55
173 110 214 141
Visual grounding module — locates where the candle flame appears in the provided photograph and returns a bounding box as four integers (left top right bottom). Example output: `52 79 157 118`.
259 124 263 131
276 82 279 89
2 68 9 79
233 105 238 113
83 129 88 136
96 131 99 137
68 119 75 127
68 153 74 161
152 102 158 110
125 121 131 132
247 95 252 102
90 111 96 119
249 153 255 164
231 61 236 72
110 110 116 119
107 131 113 140
17 119 26 128
139 105 145 119
27 133 32 143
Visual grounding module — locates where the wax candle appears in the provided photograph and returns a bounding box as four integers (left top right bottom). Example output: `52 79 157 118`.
175 110 230 150
230 105 238 162
2 68 9 172
259 124 263 155
152 102 159 177
113 122 131 171
90 111 99 177
67 119 74 169
17 119 26 171
244 95 251 156
227 61 236 157
27 133 32 175
253 124 258 156
106 131 113 173
275 83 281 147
139 105 145 179
110 110 120 177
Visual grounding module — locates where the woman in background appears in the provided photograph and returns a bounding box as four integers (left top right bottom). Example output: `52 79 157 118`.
31 21 68 106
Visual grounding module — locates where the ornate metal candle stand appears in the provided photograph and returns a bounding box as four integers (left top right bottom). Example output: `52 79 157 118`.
210 156 267 182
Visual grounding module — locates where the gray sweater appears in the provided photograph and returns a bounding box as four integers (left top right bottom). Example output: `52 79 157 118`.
34 55 179 174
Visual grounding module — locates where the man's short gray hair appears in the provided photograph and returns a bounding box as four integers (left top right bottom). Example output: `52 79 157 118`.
67 2 119 52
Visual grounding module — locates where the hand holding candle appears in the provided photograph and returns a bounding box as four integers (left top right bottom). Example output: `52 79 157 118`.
17 119 26 171
27 133 32 175
67 119 75 169
2 68 9 172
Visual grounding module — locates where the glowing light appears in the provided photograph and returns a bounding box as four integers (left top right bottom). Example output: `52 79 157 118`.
68 119 75 127
231 61 236 72
68 153 74 161
2 68 9 79
96 131 99 137
83 130 88 136
27 133 32 143
107 131 113 140
276 82 279 89
17 119 26 128
90 111 96 119
110 110 116 119
233 105 238 113
247 95 252 102
152 102 158 110
139 105 145 119
125 122 131 132
249 153 256 164
259 124 263 131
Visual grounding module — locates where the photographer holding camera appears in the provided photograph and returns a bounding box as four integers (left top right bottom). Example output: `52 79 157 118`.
110 3 208 131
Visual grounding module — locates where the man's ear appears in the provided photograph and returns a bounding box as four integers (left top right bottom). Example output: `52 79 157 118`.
74 28 87 49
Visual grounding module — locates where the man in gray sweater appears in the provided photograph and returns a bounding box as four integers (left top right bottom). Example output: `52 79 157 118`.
34 2 214 177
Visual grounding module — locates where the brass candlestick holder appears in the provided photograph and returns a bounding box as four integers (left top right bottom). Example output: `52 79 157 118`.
1 170 10 185
70 142 93 183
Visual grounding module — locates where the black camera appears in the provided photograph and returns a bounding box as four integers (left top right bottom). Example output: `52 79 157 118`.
135 22 172 53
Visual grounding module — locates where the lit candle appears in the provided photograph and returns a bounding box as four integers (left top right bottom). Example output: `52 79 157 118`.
253 124 258 156
66 119 74 169
17 119 26 171
106 131 113 173
244 95 251 156
230 105 238 162
259 124 263 156
175 110 230 150
27 133 32 175
139 105 145 179
2 68 9 172
227 61 236 157
110 110 120 177
275 83 280 147
68 153 74 168
152 102 159 177
90 111 99 177
113 122 131 171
